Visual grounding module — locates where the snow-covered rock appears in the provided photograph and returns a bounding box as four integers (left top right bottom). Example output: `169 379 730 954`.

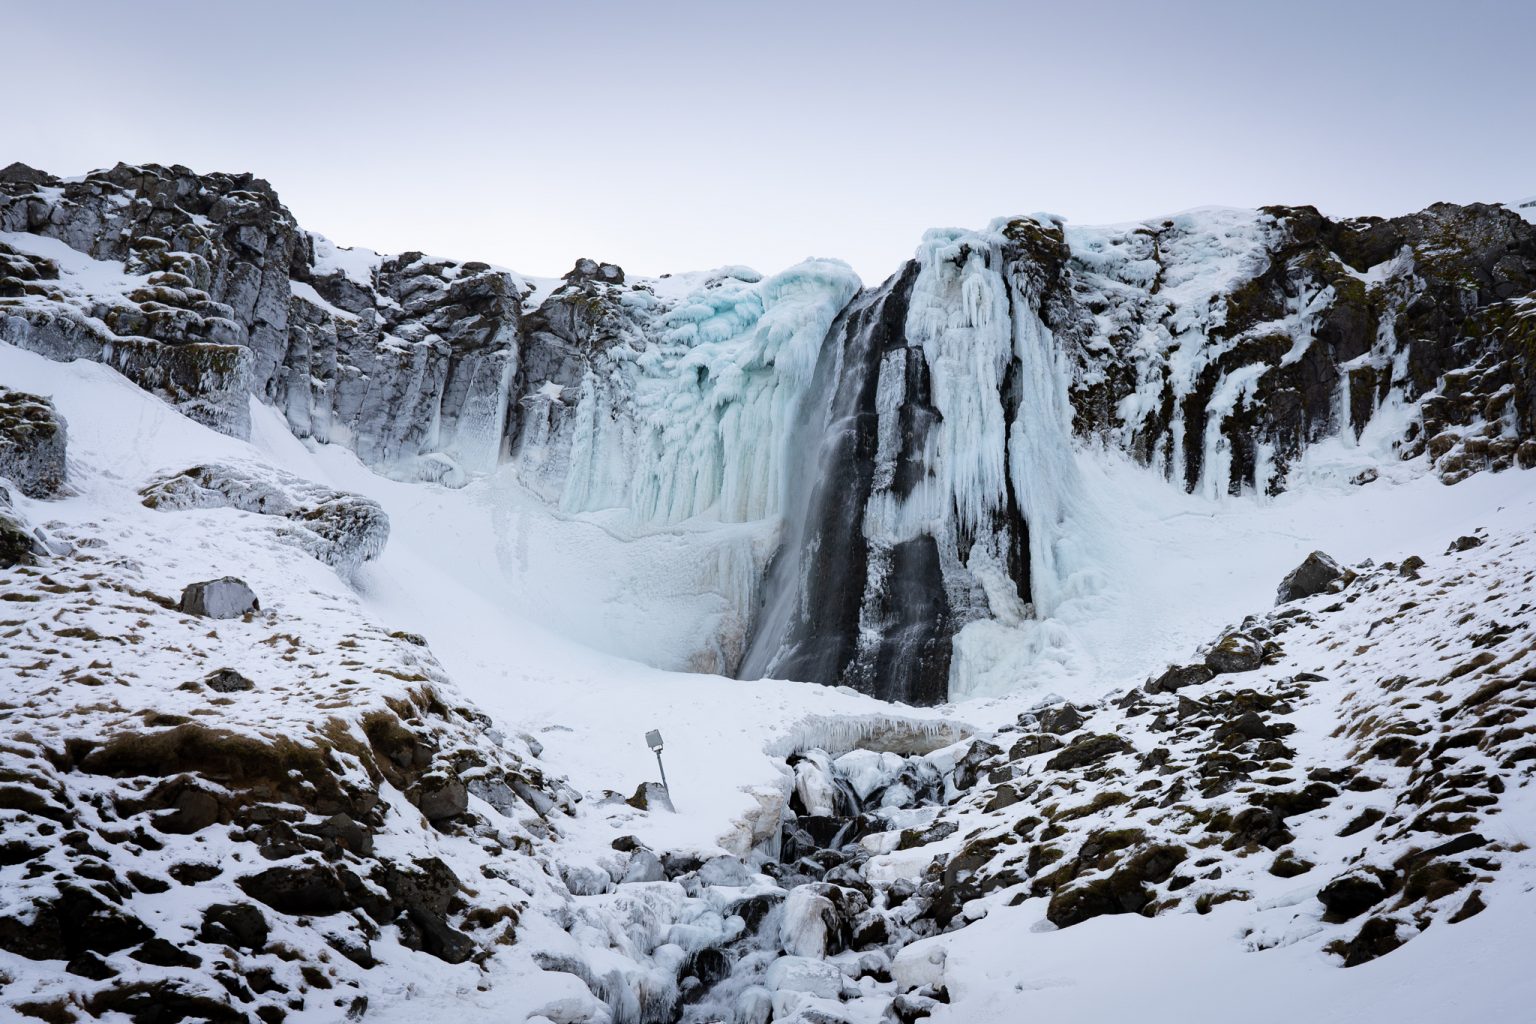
141 461 389 574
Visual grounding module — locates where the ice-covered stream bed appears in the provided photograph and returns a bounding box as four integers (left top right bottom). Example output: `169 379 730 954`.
535 721 984 1024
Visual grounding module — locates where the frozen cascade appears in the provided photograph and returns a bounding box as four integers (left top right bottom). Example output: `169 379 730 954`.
559 260 860 527
1001 251 1095 620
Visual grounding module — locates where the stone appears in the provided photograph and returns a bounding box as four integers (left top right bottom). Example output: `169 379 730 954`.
1275 551 1344 604
131 936 202 968
199 902 270 950
697 855 752 887
765 955 845 998
1445 534 1484 553
620 849 666 884
205 667 254 693
414 776 468 821
1046 734 1133 772
561 864 610 896
627 780 675 813
1146 663 1214 694
1008 733 1064 759
1204 632 1264 674
890 942 946 992
1035 704 1086 734
179 576 259 618
1318 870 1394 921
1336 916 1405 967
142 463 389 573
238 862 350 916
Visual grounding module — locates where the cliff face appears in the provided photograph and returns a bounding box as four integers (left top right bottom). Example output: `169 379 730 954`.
3 161 1534 703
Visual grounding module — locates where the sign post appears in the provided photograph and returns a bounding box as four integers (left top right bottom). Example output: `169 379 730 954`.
646 729 670 803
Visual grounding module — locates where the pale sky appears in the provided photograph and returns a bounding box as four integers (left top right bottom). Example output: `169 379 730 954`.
11 1 1534 282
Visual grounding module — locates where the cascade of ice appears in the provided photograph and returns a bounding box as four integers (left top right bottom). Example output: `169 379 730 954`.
1004 277 1088 619
559 260 860 527
902 229 1013 535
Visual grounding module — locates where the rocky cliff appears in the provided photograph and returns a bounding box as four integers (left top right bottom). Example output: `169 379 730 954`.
3 161 1533 705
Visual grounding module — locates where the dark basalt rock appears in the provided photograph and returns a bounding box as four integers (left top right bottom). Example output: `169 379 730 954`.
1034 704 1086 735
1318 870 1395 921
238 861 351 916
1008 733 1064 760
179 576 259 619
205 668 255 693
1046 734 1133 772
1336 916 1405 967
1205 633 1264 674
131 936 203 969
199 903 270 950
1276 551 1345 604
1147 663 1214 694
413 775 468 822
1445 534 1484 553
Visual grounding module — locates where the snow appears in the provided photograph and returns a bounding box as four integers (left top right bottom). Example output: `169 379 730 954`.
308 231 382 288
1507 194 1536 224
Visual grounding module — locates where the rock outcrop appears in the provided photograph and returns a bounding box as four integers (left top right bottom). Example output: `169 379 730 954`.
141 462 389 574
0 388 66 497
0 508 572 1023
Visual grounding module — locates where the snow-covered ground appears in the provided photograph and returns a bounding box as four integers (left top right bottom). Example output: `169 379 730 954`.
4 337 1534 1022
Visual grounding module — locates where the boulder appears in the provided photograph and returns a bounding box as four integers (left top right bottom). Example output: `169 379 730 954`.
143 463 389 573
1146 663 1214 694
627 780 675 813
205 667 254 693
414 776 468 821
561 864 610 896
1318 870 1394 921
697 855 752 887
620 849 666 884
1204 633 1263 674
890 941 946 992
1008 733 1064 759
1035 704 1085 735
179 576 259 619
1046 734 1133 772
1445 534 1484 553
1275 551 1344 604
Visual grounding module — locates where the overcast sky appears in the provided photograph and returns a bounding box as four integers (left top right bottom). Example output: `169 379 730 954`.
11 1 1533 282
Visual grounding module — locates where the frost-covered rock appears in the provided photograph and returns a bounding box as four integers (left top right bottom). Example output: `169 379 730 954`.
890 941 946 992
0 387 66 497
142 462 389 574
764 955 844 998
621 850 667 884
